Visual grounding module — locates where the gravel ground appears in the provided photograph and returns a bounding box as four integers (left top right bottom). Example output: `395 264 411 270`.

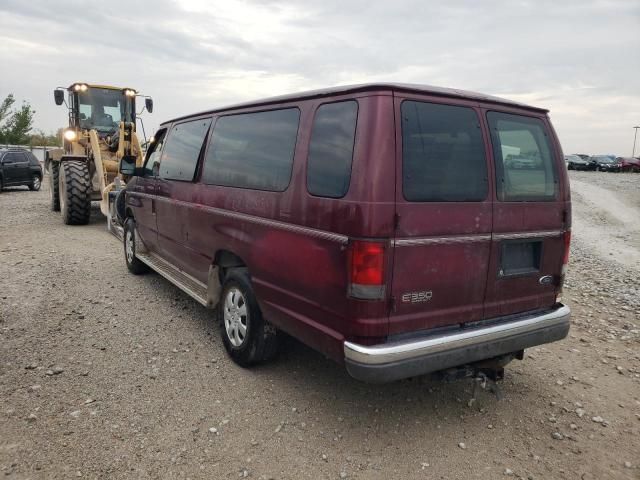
1 171 639 479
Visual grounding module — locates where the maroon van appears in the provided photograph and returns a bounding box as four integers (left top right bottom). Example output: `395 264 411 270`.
119 83 571 382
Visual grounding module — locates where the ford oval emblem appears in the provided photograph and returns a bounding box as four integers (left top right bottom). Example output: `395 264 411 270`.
539 275 554 285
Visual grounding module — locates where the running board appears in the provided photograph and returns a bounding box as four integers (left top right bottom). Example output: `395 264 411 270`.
109 221 124 242
135 252 208 307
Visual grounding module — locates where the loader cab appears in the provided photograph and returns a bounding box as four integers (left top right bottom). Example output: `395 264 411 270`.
72 84 135 135
53 83 151 138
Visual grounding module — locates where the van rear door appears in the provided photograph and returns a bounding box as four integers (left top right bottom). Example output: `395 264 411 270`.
389 95 493 335
483 110 568 318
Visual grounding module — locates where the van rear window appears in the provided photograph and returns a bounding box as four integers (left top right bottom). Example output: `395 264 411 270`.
202 108 300 192
401 101 488 202
487 112 558 201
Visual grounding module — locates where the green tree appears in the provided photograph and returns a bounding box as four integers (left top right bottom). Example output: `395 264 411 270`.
0 94 36 145
0 94 15 143
0 94 15 125
28 129 61 147
4 101 35 144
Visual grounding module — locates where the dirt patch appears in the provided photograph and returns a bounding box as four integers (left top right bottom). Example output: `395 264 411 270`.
570 172 640 272
1 173 639 479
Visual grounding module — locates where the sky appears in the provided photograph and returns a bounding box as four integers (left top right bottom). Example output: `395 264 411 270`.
0 0 638 155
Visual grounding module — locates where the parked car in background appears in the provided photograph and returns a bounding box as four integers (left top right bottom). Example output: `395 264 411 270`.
591 155 621 172
0 147 43 192
565 154 595 170
120 83 571 383
616 157 640 172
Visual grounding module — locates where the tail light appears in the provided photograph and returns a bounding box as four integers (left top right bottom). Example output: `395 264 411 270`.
348 240 386 300
557 230 571 302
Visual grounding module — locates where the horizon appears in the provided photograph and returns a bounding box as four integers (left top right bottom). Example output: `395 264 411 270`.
1 0 639 155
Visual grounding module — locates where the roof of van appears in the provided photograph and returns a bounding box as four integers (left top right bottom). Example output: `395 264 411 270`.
164 83 548 124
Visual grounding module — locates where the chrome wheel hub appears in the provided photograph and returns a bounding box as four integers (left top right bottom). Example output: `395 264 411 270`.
224 287 248 348
125 230 134 263
33 176 40 189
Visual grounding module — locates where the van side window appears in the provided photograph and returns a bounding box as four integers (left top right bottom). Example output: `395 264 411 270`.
202 108 300 192
401 101 488 202
307 101 358 198
487 112 557 201
159 119 211 181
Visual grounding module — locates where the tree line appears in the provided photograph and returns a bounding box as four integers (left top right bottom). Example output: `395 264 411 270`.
0 94 61 147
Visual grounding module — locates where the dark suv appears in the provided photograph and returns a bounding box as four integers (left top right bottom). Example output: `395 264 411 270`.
0 148 43 192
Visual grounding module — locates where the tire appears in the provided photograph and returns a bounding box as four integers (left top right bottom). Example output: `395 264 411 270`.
114 189 127 225
219 268 279 367
0 175 3 193
28 174 41 191
50 163 60 211
123 218 150 275
567 164 573 170
59 160 91 225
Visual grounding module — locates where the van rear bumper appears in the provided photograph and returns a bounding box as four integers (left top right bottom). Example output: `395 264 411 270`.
344 304 570 383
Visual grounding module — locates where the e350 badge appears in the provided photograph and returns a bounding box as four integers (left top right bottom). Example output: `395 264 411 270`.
401 291 433 303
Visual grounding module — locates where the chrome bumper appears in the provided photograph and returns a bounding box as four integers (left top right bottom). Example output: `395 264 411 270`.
344 304 570 383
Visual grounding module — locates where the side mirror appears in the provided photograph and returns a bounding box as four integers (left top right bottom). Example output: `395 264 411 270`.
54 89 65 106
119 155 137 176
145 97 153 113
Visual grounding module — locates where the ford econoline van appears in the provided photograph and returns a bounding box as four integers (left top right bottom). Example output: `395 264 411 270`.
119 83 571 383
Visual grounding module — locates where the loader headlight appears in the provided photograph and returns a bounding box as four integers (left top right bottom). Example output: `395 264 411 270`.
64 129 77 141
124 89 136 97
73 83 88 92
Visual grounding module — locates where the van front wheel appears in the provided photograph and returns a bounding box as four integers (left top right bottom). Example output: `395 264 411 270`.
219 269 279 367
123 218 150 275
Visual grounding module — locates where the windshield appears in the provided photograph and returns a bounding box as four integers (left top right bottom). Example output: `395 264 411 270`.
76 88 133 132
594 156 614 163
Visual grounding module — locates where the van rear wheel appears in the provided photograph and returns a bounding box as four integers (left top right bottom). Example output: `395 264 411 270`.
219 269 279 367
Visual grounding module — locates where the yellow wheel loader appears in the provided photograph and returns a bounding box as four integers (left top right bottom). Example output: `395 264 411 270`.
45 83 153 229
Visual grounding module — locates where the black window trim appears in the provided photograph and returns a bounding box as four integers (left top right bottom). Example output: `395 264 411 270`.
201 106 302 193
486 110 559 203
306 99 359 200
158 116 213 183
399 99 490 203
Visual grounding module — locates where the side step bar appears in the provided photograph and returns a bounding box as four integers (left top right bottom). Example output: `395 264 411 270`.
135 252 208 307
108 220 124 242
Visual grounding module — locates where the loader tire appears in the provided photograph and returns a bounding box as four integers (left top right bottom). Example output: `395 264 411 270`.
59 160 91 225
50 162 60 211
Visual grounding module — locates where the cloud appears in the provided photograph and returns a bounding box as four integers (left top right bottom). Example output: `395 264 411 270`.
0 0 638 154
